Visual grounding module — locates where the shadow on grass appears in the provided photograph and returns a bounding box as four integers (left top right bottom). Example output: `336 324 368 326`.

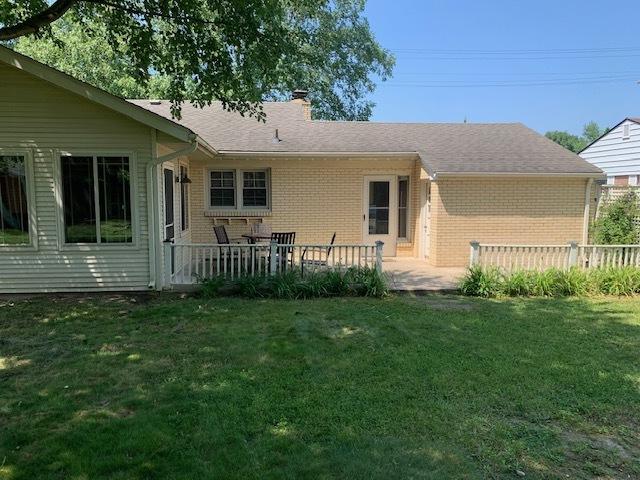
0 294 639 479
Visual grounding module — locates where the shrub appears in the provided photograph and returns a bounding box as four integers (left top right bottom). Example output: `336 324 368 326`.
459 265 640 297
459 266 503 297
592 191 640 244
198 267 388 299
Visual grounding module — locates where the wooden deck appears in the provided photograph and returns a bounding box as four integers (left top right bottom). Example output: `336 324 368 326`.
383 257 465 292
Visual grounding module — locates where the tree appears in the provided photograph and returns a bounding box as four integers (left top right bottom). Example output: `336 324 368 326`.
582 121 608 144
13 18 170 99
545 121 609 153
544 130 585 153
1 0 394 120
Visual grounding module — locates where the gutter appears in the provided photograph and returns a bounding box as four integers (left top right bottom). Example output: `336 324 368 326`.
147 132 201 290
433 171 605 179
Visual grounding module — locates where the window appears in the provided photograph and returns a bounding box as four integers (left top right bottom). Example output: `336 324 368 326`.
623 124 631 140
398 176 409 239
0 155 30 245
614 175 629 186
61 155 132 244
209 169 270 210
242 171 268 207
180 165 189 231
210 171 236 207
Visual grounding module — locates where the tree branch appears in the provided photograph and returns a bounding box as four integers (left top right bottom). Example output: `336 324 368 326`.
0 0 80 40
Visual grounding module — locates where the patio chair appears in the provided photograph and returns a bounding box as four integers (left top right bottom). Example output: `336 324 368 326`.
301 232 336 273
213 225 247 245
270 232 296 270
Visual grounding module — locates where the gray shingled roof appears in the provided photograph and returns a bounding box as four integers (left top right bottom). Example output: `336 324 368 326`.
129 100 603 176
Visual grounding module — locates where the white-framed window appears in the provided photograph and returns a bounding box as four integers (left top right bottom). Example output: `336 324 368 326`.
208 168 270 210
623 123 631 140
398 176 409 240
0 151 35 247
60 154 134 244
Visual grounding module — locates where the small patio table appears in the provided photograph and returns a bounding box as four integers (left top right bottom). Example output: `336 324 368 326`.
241 234 272 244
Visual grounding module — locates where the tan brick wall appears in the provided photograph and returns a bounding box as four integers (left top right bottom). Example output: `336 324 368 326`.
429 176 591 267
188 156 419 252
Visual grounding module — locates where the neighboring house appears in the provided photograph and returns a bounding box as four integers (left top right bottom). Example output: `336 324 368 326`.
0 46 603 293
580 118 640 185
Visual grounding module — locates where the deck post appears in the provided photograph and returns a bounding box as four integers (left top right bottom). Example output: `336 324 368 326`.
163 242 173 289
375 241 384 272
568 241 578 268
269 240 278 275
469 241 480 267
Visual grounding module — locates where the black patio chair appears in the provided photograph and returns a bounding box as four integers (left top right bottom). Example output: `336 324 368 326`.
301 232 336 273
270 232 296 270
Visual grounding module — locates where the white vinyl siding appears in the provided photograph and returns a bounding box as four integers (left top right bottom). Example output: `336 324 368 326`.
0 61 152 292
580 119 640 183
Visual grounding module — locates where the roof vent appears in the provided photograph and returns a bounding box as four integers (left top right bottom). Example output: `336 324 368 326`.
149 100 162 105
272 129 281 144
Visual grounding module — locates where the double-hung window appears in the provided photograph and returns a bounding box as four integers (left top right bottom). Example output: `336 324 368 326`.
61 155 133 244
209 169 270 210
0 154 31 246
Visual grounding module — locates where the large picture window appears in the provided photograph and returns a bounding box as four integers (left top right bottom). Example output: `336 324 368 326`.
209 169 270 210
61 155 133 244
0 155 30 245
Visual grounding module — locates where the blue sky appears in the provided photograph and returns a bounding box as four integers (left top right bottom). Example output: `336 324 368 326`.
364 0 640 134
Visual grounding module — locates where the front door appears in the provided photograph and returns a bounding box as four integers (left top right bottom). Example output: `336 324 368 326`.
363 176 397 256
420 180 432 259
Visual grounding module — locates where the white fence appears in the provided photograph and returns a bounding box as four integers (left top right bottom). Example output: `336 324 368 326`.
469 241 640 271
165 241 383 286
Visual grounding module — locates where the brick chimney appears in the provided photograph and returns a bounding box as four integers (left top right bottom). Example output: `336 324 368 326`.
291 89 311 121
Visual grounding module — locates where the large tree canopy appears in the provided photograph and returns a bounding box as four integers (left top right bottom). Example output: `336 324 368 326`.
545 121 609 153
1 0 394 120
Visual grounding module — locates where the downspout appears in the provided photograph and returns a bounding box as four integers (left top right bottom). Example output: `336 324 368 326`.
582 178 594 245
147 132 199 290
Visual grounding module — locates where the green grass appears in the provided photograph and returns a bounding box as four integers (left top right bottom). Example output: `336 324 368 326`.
65 219 132 243
1 294 639 479
0 228 29 245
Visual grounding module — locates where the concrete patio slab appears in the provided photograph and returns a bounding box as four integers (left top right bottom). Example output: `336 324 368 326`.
383 257 466 292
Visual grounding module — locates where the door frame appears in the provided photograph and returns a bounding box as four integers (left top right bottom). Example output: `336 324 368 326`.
419 179 431 259
362 175 398 256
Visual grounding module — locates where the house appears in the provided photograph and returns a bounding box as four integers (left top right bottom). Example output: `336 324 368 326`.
0 46 603 293
580 118 640 185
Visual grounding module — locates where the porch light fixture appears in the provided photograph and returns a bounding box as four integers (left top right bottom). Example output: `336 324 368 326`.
176 173 192 184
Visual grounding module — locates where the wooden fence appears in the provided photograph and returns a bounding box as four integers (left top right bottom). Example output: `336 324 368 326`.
469 241 640 271
165 241 383 286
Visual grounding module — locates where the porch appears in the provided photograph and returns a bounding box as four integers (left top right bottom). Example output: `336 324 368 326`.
164 242 464 292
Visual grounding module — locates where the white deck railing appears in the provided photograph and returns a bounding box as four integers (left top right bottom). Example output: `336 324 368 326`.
165 241 383 285
469 241 640 271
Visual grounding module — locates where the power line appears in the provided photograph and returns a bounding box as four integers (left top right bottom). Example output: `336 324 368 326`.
389 46 640 54
381 76 640 88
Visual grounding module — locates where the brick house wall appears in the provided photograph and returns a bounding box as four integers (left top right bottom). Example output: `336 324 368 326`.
428 176 593 266
187 156 421 255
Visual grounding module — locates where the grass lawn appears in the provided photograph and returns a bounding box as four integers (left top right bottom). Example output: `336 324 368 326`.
1 294 639 479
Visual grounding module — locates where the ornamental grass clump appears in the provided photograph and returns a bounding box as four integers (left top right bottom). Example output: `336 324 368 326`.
460 265 640 297
199 267 388 299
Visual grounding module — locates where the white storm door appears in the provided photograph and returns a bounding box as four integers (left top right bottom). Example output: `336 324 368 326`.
363 176 397 256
